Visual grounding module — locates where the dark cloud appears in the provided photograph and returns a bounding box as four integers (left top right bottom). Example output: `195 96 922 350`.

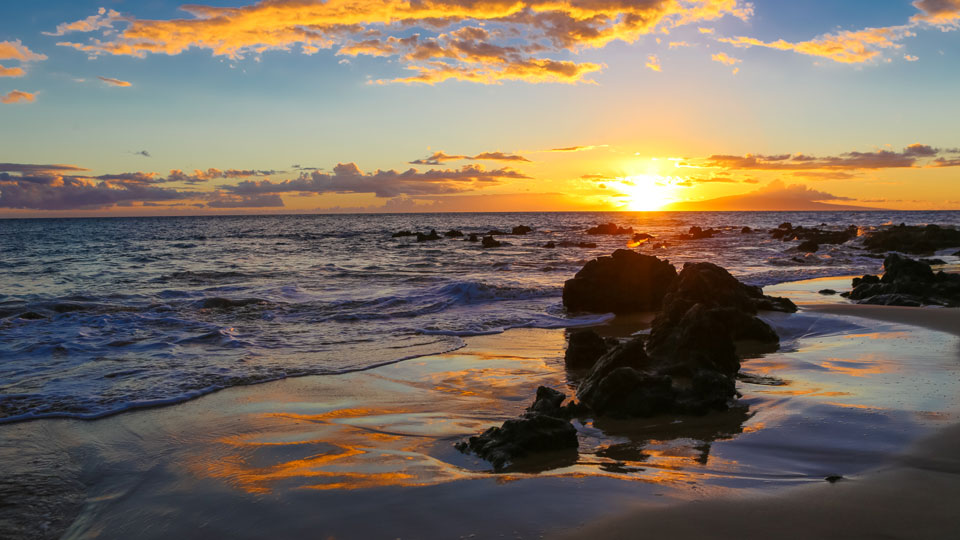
697 144 954 171
410 150 530 165
0 172 188 210
225 162 529 198
0 163 89 174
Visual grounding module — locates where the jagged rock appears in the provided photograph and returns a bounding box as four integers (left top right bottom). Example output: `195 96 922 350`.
678 226 718 240
391 230 414 238
797 240 819 253
564 330 610 369
562 249 678 313
558 241 597 248
444 229 464 238
416 229 441 242
848 253 960 306
771 224 858 245
587 223 634 235
863 224 960 254
481 236 501 248
456 387 578 470
512 225 533 235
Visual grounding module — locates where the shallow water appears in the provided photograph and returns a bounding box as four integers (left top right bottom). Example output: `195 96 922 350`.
2 309 958 540
2 211 959 421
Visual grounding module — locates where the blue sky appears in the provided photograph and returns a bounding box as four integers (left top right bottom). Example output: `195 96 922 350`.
1 1 959 214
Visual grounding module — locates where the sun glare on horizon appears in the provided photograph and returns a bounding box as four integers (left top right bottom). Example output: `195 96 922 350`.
613 175 676 211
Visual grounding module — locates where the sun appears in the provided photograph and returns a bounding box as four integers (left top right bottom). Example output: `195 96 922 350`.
612 175 674 211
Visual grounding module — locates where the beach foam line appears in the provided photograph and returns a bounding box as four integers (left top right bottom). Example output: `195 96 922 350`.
803 304 960 337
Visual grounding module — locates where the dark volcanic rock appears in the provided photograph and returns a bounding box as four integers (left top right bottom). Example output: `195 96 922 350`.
847 253 960 306
416 229 441 242
797 240 819 253
587 223 634 235
562 249 678 313
391 230 414 238
819 289 838 295
678 226 718 240
863 224 960 254
444 229 464 238
481 236 502 248
565 330 611 369
558 241 597 248
512 225 533 235
456 387 578 470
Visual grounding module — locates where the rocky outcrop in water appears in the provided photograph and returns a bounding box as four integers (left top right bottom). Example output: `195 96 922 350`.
481 236 502 248
391 230 414 238
444 229 464 238
678 226 718 240
862 224 960 254
563 250 678 313
416 230 441 242
512 225 533 235
844 253 960 306
587 223 634 235
455 386 579 470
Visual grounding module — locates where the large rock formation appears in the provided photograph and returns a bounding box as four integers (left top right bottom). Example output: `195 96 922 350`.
844 253 960 306
562 249 678 313
862 224 960 254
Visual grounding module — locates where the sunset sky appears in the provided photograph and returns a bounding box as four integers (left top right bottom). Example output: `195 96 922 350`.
1 0 959 216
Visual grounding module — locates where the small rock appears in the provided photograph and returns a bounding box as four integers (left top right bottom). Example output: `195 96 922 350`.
587 223 634 235
481 236 502 248
391 230 414 238
818 289 838 295
512 225 533 235
416 229 441 242
444 229 464 238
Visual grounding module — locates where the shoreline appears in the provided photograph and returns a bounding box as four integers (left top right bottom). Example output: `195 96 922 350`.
563 302 960 539
3 274 960 538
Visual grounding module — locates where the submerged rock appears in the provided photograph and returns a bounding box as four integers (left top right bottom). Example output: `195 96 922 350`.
847 253 960 306
391 230 414 238
466 233 479 242
416 229 441 242
741 227 753 234
863 223 960 254
772 224 858 245
819 289 838 295
562 249 678 313
797 240 819 253
512 225 533 235
632 232 655 242
557 241 597 248
456 386 578 470
481 236 502 248
543 241 556 248
444 229 464 238
587 223 634 235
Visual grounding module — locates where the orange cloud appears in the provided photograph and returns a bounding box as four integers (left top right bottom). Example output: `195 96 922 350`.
711 52 741 66
0 64 25 77
1 90 35 104
719 25 916 64
645 54 662 72
97 76 132 87
55 0 752 84
0 40 47 62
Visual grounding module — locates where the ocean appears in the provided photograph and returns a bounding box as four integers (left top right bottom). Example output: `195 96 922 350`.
2 210 958 423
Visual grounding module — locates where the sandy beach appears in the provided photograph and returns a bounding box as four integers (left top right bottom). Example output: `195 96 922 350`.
2 299 960 539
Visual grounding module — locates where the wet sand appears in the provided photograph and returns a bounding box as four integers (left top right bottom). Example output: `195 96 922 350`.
2 305 960 539
567 303 960 540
